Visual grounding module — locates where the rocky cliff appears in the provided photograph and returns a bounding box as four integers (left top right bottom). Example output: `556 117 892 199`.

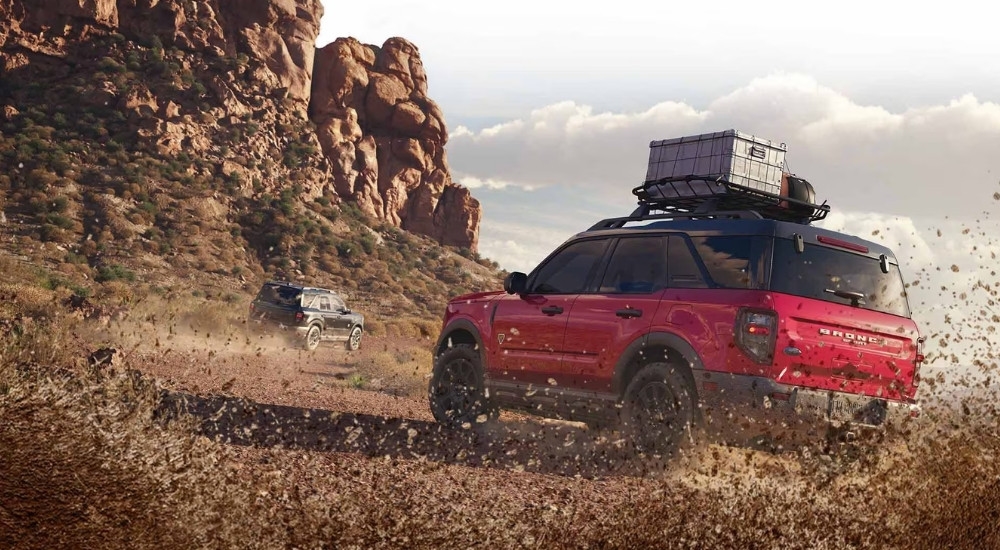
310 37 479 249
0 0 480 251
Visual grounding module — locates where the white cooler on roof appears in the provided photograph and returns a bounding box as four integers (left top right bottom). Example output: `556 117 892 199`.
644 129 786 197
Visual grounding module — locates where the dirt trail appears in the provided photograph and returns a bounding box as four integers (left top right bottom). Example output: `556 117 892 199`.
5 327 997 549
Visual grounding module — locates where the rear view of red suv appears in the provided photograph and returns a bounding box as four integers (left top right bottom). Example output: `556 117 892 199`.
430 136 922 456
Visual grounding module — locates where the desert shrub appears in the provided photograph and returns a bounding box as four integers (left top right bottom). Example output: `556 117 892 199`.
96 264 136 283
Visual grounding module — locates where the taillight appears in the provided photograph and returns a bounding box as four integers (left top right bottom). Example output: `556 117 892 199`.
735 308 778 364
295 311 304 322
913 336 926 386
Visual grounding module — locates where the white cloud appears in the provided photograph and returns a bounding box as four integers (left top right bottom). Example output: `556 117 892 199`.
454 173 529 191
449 74 1000 221
476 220 577 274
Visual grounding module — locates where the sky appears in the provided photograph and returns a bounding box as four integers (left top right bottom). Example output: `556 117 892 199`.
319 1 1000 369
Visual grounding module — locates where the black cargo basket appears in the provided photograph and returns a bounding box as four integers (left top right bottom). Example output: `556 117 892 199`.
631 175 830 224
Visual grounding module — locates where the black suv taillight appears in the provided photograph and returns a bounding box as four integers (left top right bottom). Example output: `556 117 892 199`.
294 311 304 322
735 308 778 364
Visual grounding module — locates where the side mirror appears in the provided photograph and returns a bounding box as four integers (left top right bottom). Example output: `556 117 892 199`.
503 272 528 295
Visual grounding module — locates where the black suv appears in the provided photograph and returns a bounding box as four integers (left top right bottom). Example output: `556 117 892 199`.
249 281 364 351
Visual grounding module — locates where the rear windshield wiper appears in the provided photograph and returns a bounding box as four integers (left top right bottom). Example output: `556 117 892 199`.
825 288 866 307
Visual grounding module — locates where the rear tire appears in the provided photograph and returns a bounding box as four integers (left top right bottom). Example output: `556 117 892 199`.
304 324 321 351
620 362 697 457
346 326 362 351
428 344 496 429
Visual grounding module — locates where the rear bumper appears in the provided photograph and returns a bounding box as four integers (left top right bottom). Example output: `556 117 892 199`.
784 384 920 429
248 318 308 336
695 372 920 444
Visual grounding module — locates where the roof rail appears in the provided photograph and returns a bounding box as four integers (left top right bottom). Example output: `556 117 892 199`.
628 175 831 225
588 210 765 231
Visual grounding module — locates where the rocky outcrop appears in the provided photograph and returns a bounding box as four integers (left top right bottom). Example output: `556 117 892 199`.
0 0 481 251
2 0 322 108
310 37 480 249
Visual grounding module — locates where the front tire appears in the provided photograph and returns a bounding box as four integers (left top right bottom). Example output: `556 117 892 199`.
346 326 362 351
620 363 696 457
428 344 495 428
304 324 321 351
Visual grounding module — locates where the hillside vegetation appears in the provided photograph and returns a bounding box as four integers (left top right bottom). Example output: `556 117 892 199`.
0 31 502 324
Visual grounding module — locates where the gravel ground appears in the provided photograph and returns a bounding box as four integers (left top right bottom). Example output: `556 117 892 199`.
78 333 997 548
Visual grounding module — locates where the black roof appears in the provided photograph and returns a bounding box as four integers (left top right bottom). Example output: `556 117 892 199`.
578 217 898 263
263 281 341 295
575 177 898 263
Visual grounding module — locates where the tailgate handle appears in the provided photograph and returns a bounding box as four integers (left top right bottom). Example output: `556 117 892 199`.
541 306 564 316
616 308 643 319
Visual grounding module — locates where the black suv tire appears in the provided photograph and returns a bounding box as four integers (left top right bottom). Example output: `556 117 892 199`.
346 326 362 351
620 363 696 457
428 344 496 428
304 324 321 351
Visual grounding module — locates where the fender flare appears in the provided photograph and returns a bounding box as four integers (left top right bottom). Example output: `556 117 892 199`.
611 331 705 397
434 318 487 365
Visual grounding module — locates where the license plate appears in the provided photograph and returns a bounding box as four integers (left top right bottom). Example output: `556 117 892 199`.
829 395 886 425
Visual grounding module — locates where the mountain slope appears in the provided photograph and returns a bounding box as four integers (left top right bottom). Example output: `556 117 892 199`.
0 0 500 318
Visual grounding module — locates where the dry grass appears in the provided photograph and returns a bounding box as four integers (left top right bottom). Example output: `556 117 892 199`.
363 316 439 341
346 340 434 397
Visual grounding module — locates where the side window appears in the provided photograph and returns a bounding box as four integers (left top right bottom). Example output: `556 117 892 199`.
667 236 709 288
302 294 318 309
330 295 346 311
530 239 608 294
598 236 667 293
689 236 759 289
318 296 331 311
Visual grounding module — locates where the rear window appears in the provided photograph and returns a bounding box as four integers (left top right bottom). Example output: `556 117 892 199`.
770 240 910 317
257 284 302 306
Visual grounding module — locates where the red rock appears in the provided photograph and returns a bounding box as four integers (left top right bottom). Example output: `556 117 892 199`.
310 36 481 250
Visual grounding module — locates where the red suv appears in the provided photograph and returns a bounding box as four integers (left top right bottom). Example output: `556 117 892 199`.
429 177 923 455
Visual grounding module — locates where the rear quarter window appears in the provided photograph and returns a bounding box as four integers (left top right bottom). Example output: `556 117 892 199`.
689 236 767 289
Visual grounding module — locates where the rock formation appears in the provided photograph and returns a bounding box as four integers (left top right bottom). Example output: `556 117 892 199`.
0 0 481 251
3 0 322 108
310 37 480 250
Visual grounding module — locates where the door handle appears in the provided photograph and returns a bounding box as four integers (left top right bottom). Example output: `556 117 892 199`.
541 305 564 315
616 308 643 319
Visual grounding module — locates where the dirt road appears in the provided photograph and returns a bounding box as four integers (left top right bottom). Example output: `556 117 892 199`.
120 334 998 548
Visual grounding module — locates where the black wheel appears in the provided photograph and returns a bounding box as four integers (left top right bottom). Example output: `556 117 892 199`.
620 363 696 457
304 324 321 351
346 326 362 351
428 345 495 428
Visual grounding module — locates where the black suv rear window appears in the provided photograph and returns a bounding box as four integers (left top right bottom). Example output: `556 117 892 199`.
257 284 302 306
770 240 910 317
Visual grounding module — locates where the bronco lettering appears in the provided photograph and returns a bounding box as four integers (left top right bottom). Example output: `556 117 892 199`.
819 327 884 346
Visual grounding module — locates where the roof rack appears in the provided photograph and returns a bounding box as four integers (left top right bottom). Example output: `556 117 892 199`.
588 175 831 231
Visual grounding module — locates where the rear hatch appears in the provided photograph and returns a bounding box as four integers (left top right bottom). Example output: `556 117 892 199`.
250 283 302 325
768 237 920 403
